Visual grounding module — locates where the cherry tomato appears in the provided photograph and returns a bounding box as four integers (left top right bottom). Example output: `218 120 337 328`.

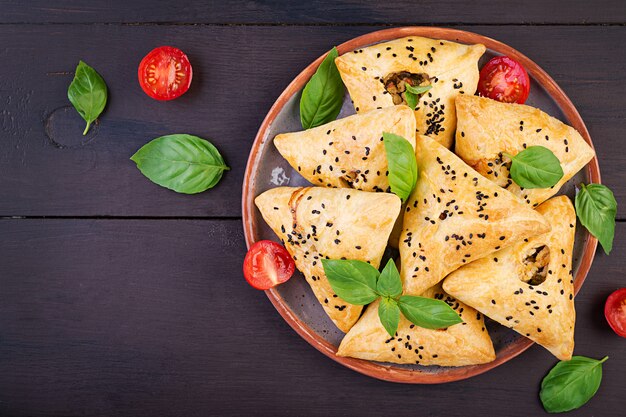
138 46 192 101
605 288 626 338
243 240 295 290
477 56 530 104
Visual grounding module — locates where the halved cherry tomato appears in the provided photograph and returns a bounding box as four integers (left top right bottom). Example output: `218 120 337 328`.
605 288 626 338
477 56 530 104
138 46 192 101
243 240 295 290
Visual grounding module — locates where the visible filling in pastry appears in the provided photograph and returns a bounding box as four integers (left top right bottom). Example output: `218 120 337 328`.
520 245 550 285
383 71 431 105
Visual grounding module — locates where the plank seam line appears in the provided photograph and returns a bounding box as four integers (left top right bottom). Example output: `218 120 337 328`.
0 22 624 27
0 216 243 220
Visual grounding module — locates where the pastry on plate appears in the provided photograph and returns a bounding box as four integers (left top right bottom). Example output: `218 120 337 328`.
337 282 495 366
255 186 401 332
399 135 551 296
455 95 595 207
274 106 415 192
443 196 576 360
335 36 485 149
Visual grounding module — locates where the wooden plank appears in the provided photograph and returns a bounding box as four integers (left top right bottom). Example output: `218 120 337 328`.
1 0 624 24
0 25 624 217
0 218 623 416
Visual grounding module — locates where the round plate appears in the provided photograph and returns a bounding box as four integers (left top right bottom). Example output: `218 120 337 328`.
242 27 600 384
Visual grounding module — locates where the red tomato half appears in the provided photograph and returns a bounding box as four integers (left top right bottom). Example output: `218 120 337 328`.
477 56 530 104
138 46 192 101
243 240 295 290
605 288 626 338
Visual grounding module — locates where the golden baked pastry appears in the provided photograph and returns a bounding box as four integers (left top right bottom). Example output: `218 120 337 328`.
399 135 551 296
443 195 576 360
455 95 595 207
255 186 401 332
337 282 496 366
274 106 415 192
335 36 485 148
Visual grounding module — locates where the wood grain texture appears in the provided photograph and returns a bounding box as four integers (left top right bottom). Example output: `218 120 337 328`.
0 25 624 217
0 219 623 416
1 0 624 24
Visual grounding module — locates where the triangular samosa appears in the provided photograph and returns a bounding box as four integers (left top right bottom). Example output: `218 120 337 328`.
255 187 401 332
399 135 551 296
455 95 595 207
443 196 576 360
335 36 485 148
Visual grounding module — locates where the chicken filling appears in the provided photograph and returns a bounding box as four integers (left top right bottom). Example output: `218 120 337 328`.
383 72 431 105
520 245 550 286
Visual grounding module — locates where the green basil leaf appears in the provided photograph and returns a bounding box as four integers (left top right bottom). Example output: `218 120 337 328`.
300 47 345 129
575 184 617 254
383 132 418 202
403 84 432 110
405 84 432 95
376 259 402 298
321 259 379 305
397 295 463 329
540 356 608 413
504 146 564 189
378 297 400 337
67 60 108 135
405 90 418 110
130 134 230 194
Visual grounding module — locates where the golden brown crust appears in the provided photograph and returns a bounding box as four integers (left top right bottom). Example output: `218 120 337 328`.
335 36 485 148
443 196 576 360
399 135 551 296
255 187 401 332
454 95 595 207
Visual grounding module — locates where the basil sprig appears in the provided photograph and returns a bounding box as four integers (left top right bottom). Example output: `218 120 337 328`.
575 183 617 254
540 356 608 413
67 61 108 135
404 84 432 110
322 258 462 336
503 146 564 189
300 47 345 129
131 134 229 194
383 132 418 202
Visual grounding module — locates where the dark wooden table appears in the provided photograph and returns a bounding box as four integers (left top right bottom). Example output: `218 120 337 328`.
0 1 624 416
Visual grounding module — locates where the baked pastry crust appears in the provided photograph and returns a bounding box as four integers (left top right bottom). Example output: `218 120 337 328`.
335 36 485 148
274 106 415 192
455 95 595 207
255 187 401 332
337 282 496 366
443 196 576 360
399 135 551 296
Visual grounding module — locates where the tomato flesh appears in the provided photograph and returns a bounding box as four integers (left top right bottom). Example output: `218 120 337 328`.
477 56 530 104
605 288 626 338
243 240 295 290
138 46 192 101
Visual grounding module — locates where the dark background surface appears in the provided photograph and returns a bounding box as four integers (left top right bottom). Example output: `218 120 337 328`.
0 1 624 416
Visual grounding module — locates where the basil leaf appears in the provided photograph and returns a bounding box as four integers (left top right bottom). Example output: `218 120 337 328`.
67 60 108 135
300 47 345 129
575 184 617 254
540 356 608 413
376 259 402 298
404 84 432 110
397 295 463 329
504 146 564 189
378 297 400 337
383 132 418 202
130 134 229 194
321 259 379 305
405 84 432 95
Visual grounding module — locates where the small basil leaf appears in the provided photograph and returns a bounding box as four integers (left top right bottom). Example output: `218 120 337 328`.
405 90 418 110
383 132 418 202
504 146 564 189
67 60 108 135
575 184 617 254
403 85 431 110
300 47 345 129
540 356 608 413
130 134 230 194
376 259 402 298
378 297 400 337
321 259 379 305
397 295 463 329
405 84 432 95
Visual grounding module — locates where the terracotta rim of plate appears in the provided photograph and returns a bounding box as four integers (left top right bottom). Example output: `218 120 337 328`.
241 27 600 384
